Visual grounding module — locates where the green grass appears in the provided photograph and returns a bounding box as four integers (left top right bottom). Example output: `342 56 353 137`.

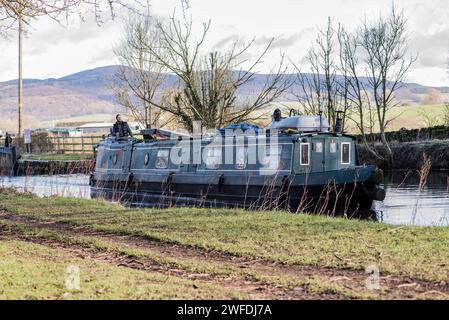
380 104 448 131
0 219 368 299
346 103 448 133
0 239 246 299
21 153 93 161
1 191 449 283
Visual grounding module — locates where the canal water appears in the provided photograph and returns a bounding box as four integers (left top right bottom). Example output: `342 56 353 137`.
375 170 449 227
1 171 448 227
0 174 90 199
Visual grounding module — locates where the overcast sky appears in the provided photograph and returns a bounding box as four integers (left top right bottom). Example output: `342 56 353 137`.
0 0 448 86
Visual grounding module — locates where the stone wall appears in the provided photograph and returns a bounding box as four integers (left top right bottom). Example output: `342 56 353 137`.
357 140 449 170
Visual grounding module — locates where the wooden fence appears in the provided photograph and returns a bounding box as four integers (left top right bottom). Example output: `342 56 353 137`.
0 135 104 154
46 135 103 154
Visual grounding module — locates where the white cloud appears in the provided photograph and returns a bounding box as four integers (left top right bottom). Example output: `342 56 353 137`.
0 0 448 86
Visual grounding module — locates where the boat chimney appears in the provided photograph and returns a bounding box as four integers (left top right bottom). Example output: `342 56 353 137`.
319 111 323 132
273 108 282 122
333 111 343 133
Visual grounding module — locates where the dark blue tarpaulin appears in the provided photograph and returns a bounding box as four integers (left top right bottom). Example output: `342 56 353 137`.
219 123 261 135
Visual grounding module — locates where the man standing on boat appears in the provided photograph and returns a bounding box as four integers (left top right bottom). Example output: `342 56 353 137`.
112 114 133 138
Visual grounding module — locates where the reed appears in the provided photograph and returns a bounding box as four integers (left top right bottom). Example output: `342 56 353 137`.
410 153 432 225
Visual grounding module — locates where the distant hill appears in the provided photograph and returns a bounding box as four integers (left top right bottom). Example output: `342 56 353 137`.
0 65 448 131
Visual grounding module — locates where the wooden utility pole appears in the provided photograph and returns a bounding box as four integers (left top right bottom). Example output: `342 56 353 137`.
18 13 23 147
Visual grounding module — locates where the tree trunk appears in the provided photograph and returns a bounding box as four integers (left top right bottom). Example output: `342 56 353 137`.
380 128 393 165
18 15 23 148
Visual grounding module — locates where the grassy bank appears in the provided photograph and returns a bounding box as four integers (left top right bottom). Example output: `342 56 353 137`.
1 191 449 281
0 239 244 299
21 153 93 161
1 190 449 299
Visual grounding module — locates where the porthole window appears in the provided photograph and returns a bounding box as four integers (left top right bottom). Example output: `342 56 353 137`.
96 146 108 169
235 146 247 170
144 153 150 166
329 139 337 153
112 153 118 165
261 145 282 170
341 142 351 165
155 149 169 169
300 143 310 166
205 147 221 169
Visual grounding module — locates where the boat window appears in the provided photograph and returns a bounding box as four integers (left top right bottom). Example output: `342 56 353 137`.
144 153 150 166
155 149 170 169
235 146 247 169
315 142 323 153
261 145 282 170
112 153 118 165
300 143 310 166
341 142 351 165
329 139 337 153
205 147 221 169
95 146 108 169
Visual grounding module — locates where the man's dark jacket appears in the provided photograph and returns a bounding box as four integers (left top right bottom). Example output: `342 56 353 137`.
113 121 133 137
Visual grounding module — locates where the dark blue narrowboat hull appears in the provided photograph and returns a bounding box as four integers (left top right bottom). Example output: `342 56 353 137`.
90 126 385 217
90 165 384 216
0 146 17 176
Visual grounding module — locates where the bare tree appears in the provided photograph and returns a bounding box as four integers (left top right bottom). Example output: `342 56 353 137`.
292 49 324 116
359 5 415 161
336 25 352 131
338 26 379 158
418 108 441 128
138 14 292 131
442 103 449 127
293 18 344 128
0 0 144 145
112 12 170 129
318 17 339 125
444 58 449 126
422 88 442 105
0 1 141 30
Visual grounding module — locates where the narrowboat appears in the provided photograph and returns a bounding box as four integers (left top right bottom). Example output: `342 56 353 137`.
90 111 385 216
0 146 17 176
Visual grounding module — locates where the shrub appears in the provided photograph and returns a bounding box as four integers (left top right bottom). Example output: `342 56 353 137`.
31 132 54 153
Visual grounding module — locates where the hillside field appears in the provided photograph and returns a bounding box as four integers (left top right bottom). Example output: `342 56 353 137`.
1 65 448 133
269 102 449 133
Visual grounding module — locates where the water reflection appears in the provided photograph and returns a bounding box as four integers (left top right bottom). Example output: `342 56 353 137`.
1 171 449 227
375 171 449 226
0 174 90 199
